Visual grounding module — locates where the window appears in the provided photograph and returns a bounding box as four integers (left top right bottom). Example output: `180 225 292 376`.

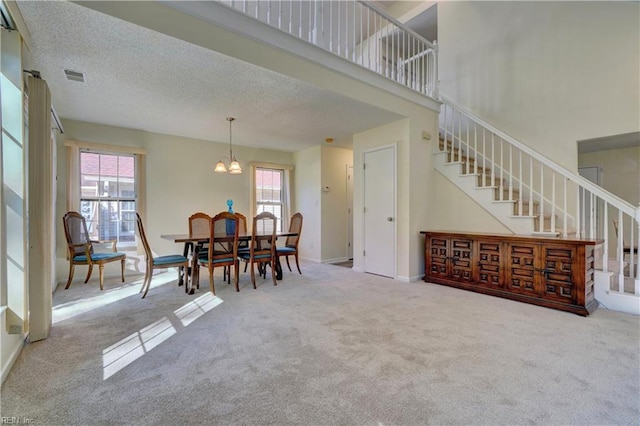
255 167 284 232
79 151 137 246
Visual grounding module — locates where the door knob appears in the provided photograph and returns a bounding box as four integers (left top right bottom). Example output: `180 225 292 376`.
387 217 393 222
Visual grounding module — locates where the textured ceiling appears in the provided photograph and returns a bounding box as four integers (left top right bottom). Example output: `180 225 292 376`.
17 1 403 152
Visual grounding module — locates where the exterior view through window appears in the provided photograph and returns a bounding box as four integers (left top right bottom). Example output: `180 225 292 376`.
255 167 284 233
80 151 136 246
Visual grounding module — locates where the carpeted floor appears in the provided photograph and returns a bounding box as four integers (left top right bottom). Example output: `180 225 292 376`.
2 261 639 425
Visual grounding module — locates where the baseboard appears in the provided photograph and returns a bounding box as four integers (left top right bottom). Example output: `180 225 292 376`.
594 270 640 316
323 257 350 264
351 267 364 273
299 256 320 263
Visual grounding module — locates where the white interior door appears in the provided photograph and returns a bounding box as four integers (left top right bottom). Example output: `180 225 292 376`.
363 145 396 278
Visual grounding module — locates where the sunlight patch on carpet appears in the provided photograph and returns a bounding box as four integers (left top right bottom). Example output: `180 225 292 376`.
174 292 223 327
102 317 176 380
53 273 178 324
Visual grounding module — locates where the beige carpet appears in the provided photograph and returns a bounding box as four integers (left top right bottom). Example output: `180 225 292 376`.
2 261 639 425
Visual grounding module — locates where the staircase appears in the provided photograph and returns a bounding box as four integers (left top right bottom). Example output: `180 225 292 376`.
216 0 639 315
436 97 640 315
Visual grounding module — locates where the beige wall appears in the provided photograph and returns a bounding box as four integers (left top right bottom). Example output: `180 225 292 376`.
439 1 640 172
579 146 640 206
55 119 293 283
321 145 353 262
293 146 321 262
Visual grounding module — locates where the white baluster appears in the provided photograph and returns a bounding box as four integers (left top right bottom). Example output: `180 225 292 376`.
482 129 486 187
539 164 544 233
529 157 534 218
518 151 523 217
474 122 478 175
300 0 303 39
603 203 608 272
630 216 636 286
509 144 513 201
491 134 495 188
551 172 556 233
618 210 624 292
576 185 581 238
466 117 470 174
589 192 595 239
500 138 504 201
562 178 567 237
635 215 640 295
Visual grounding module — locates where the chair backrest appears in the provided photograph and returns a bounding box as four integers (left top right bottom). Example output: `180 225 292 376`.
234 212 248 235
135 213 153 260
189 212 212 236
210 212 239 263
251 212 277 257
285 212 303 248
63 211 93 257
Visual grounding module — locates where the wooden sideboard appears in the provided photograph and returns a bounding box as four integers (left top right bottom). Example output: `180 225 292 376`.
420 231 601 316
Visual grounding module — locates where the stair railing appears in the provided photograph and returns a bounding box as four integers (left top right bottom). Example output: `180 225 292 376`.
439 97 639 296
219 0 438 99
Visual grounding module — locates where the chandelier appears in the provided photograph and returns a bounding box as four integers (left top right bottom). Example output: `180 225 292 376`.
215 117 242 174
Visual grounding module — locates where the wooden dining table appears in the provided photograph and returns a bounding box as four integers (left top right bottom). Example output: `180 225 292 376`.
161 231 298 294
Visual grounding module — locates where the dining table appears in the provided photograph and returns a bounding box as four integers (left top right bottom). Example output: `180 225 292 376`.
161 230 298 294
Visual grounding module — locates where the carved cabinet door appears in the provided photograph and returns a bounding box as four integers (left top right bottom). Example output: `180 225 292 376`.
425 235 473 283
538 243 579 304
426 236 450 280
505 242 540 296
476 240 503 288
505 242 579 305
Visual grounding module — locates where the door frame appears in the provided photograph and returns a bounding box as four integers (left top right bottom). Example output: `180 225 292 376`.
346 164 354 260
362 143 397 279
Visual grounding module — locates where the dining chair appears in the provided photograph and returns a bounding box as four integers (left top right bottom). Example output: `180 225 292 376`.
62 211 126 291
135 213 190 298
188 212 212 286
277 212 303 274
238 212 278 288
198 212 240 294
224 212 249 281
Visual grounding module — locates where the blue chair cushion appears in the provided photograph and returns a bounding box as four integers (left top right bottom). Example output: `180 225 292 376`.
238 253 272 260
199 257 234 264
74 252 125 262
277 247 296 254
153 255 188 265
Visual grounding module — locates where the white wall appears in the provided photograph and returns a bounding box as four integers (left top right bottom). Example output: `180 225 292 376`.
293 146 321 262
439 1 640 172
55 119 293 284
321 145 353 262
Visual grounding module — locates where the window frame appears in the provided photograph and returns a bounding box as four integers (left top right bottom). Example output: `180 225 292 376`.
250 162 293 234
65 139 147 251
79 150 138 247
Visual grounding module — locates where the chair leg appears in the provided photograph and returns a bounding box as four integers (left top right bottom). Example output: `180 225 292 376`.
209 266 216 295
250 263 257 289
140 263 150 293
294 253 301 274
120 259 125 282
65 263 76 289
234 262 239 292
84 264 93 283
270 260 277 286
99 264 105 290
141 266 153 298
285 256 292 272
